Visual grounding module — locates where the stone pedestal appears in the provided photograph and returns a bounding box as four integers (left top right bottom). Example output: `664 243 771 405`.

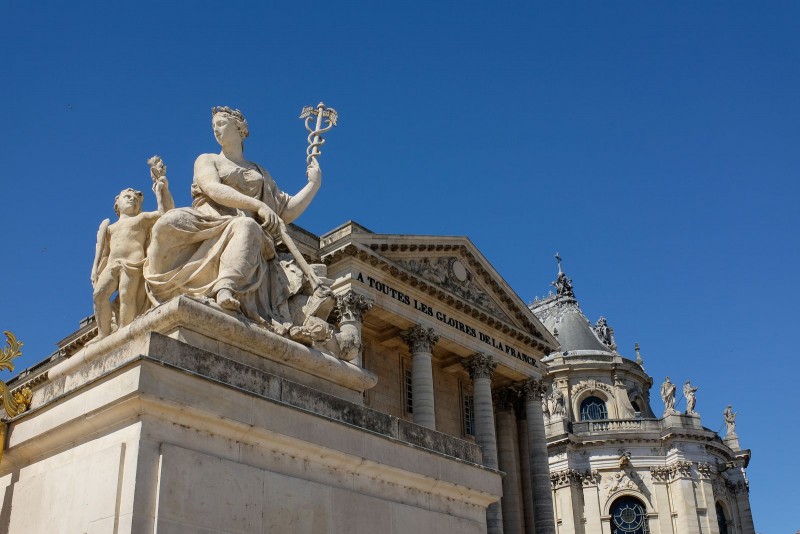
0 297 501 533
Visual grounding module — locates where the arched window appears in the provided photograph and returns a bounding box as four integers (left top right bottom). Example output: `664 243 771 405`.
716 502 729 534
610 496 649 534
580 396 608 420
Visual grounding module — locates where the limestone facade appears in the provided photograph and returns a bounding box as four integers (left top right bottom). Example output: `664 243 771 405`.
0 222 757 534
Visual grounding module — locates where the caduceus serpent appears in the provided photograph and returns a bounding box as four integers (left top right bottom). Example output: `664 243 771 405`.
299 102 338 165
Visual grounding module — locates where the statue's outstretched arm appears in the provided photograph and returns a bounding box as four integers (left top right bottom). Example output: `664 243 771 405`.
283 159 321 223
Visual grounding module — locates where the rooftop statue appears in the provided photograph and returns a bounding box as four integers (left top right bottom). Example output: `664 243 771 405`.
684 380 698 415
724 405 737 437
88 106 359 356
660 376 677 415
143 106 336 342
551 272 574 298
594 316 617 351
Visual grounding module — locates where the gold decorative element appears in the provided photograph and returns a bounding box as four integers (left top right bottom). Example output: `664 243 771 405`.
0 331 32 419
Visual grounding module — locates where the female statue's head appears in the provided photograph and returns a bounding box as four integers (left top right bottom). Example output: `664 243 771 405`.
211 106 249 146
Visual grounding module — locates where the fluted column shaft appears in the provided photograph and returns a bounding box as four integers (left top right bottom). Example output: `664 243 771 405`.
523 379 556 534
401 325 439 430
495 389 524 534
515 405 535 534
464 353 503 533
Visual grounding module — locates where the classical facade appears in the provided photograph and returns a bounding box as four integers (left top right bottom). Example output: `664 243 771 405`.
0 108 756 533
530 267 754 534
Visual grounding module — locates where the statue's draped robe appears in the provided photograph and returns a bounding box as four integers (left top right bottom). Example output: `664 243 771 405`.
144 164 304 325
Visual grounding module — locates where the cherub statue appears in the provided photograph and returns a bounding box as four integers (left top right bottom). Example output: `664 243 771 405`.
90 157 174 339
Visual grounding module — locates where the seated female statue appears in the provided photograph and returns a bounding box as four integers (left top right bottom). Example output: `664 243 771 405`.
144 106 324 329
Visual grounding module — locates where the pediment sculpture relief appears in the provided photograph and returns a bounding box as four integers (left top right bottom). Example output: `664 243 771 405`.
396 257 506 319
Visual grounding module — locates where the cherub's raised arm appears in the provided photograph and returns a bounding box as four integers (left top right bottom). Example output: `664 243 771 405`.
91 218 111 287
154 178 174 214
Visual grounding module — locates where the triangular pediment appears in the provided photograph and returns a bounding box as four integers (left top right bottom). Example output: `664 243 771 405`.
320 223 558 352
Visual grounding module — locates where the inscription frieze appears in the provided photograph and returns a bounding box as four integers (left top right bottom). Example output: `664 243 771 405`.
358 272 537 367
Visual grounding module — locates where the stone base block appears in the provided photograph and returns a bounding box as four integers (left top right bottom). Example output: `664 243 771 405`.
0 326 501 533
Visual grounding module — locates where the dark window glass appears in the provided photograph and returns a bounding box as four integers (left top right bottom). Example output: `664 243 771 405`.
404 368 413 414
580 396 608 420
464 395 474 436
610 496 649 534
716 503 729 534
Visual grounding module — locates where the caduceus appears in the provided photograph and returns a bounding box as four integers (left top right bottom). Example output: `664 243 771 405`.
300 102 338 164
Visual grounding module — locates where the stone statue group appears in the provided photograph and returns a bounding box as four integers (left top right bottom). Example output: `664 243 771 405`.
89 107 353 357
660 376 698 415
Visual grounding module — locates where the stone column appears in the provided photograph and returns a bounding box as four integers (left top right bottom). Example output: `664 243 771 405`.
514 398 536 534
495 388 524 534
400 325 439 429
522 378 557 534
464 353 503 534
335 291 373 367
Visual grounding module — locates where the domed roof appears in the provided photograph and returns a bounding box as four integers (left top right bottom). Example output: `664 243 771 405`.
529 265 617 355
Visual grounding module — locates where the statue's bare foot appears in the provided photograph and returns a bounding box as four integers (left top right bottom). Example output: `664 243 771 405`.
216 288 240 311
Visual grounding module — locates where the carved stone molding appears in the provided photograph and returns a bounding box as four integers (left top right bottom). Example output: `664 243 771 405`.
571 379 614 398
400 325 439 354
726 479 749 495
521 379 548 401
649 466 671 483
673 461 693 479
602 469 646 498
697 463 714 479
336 291 373 323
581 470 601 487
396 257 507 319
650 461 693 482
550 469 582 489
463 352 497 380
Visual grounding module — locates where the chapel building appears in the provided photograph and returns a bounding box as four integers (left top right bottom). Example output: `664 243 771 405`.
529 266 755 534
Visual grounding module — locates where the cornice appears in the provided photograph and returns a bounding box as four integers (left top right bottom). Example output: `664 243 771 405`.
323 243 553 354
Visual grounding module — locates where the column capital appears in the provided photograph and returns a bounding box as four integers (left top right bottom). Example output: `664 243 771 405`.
521 378 548 401
463 352 497 380
336 291 373 323
400 324 439 354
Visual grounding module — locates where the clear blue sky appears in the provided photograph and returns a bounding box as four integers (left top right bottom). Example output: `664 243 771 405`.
1 2 797 531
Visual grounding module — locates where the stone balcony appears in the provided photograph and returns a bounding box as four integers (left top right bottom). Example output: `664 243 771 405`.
546 413 707 440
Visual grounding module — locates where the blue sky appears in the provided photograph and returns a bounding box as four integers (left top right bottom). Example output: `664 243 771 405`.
1 2 798 531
